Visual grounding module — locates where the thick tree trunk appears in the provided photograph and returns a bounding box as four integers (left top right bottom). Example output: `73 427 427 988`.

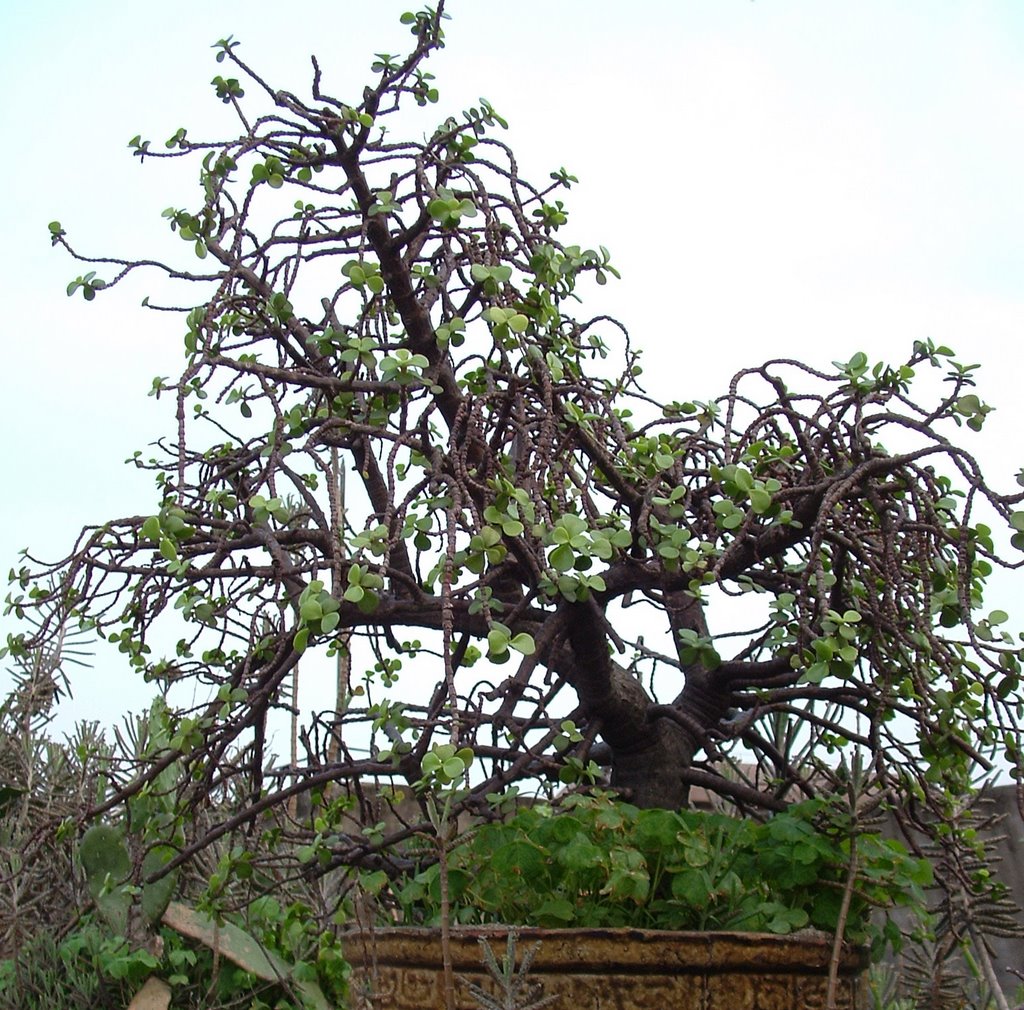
560 599 741 809
607 719 693 809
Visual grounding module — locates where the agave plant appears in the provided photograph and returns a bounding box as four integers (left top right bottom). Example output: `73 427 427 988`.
0 605 104 957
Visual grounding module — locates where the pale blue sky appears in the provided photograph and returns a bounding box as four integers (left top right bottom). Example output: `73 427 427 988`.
2 2 1023 731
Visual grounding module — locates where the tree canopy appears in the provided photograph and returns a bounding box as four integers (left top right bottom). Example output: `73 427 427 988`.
9 4 1024 878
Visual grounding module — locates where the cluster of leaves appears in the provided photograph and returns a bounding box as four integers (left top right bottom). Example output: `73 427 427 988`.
0 931 106 1010
0 910 348 1010
392 793 930 955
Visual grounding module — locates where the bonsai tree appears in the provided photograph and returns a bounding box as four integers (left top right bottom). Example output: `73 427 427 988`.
9 3 1024 900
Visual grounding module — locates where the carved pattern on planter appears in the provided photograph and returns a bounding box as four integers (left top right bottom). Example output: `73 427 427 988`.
345 927 866 1010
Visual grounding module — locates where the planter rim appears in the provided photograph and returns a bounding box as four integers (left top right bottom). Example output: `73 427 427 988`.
342 924 869 974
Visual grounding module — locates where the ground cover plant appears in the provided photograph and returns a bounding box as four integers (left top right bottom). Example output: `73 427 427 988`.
392 791 932 947
5 2 1024 1005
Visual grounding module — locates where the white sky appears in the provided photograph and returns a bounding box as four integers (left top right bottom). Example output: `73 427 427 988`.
1 1 1023 736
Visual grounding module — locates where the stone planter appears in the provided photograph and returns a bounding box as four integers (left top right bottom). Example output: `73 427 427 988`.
344 925 868 1010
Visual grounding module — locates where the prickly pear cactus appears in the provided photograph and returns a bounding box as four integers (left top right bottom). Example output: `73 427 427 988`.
79 823 131 934
140 844 178 924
